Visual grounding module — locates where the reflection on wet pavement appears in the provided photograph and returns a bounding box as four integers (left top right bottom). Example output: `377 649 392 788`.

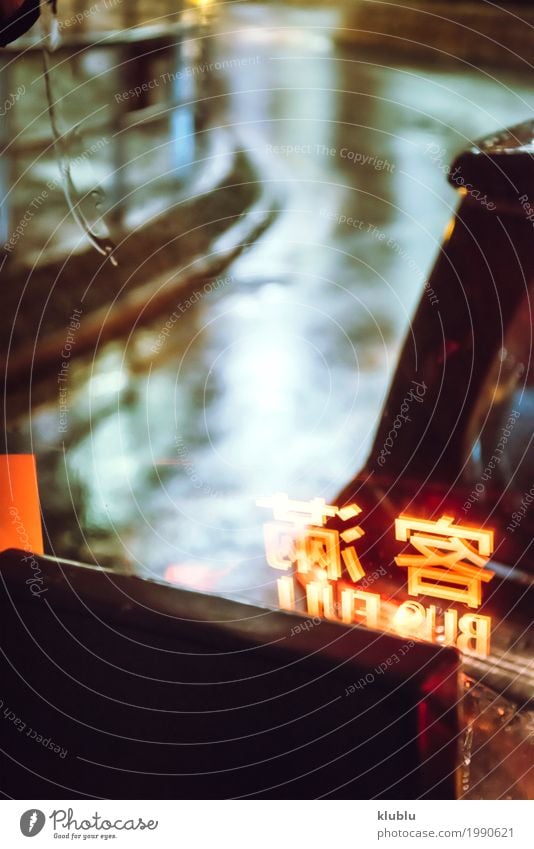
3 4 534 802
4 6 534 608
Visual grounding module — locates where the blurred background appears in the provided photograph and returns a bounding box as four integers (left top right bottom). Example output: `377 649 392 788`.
1 0 533 595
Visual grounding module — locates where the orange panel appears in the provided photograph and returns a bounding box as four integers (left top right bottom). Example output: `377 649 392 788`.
0 455 43 555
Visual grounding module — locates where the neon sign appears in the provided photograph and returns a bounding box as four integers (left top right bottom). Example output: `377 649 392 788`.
257 494 494 658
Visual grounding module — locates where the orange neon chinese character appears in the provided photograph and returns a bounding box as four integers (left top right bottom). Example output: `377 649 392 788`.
257 493 366 583
394 515 494 608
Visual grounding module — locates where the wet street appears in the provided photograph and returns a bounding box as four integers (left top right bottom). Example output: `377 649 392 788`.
5 5 534 604
1 2 534 801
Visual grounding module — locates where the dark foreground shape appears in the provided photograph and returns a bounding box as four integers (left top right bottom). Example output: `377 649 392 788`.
0 550 460 799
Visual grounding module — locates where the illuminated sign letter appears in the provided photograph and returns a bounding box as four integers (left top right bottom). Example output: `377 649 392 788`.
258 493 366 582
456 613 491 657
393 600 435 640
306 580 336 619
395 515 494 608
277 576 296 611
341 589 380 629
